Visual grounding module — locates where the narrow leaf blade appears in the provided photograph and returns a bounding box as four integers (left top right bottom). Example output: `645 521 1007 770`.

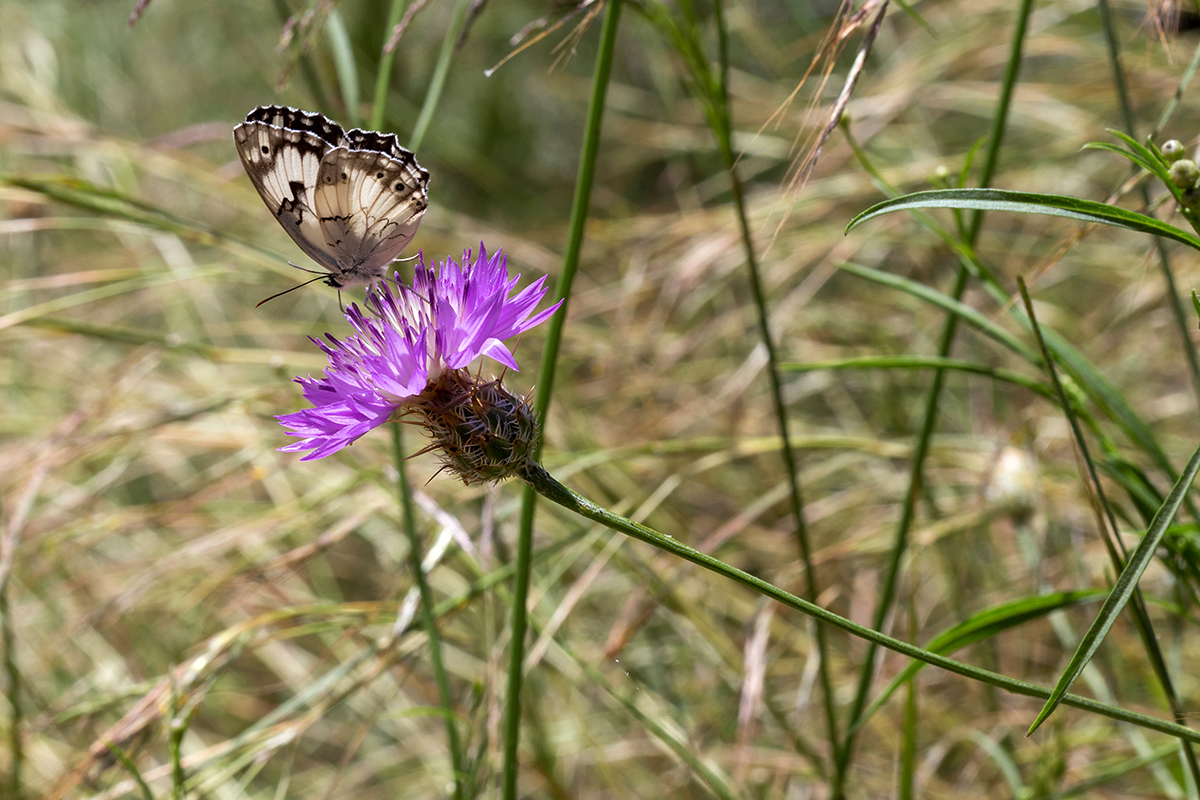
846 188 1200 251
1028 443 1200 735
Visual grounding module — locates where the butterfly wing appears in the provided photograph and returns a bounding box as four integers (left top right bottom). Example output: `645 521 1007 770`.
232 106 349 274
312 145 430 287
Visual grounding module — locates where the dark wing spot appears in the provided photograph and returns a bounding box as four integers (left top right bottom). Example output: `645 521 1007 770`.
341 172 348 181
395 183 404 191
260 145 270 155
376 172 384 179
285 180 308 219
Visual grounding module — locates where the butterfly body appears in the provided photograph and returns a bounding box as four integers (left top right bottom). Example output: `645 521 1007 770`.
233 105 430 289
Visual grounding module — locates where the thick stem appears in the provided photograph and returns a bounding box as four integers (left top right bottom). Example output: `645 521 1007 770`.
502 3 623 798
518 462 1200 744
393 424 464 800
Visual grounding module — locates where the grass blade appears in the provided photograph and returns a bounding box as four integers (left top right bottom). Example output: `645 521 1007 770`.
1028 443 1200 735
408 0 472 152
392 424 464 800
369 0 411 130
855 590 1103 734
1093 7 1200 777
836 262 1040 363
846 188 1200 251
781 355 1055 400
520 462 1200 744
708 0 839 766
325 7 360 125
505 3 623 797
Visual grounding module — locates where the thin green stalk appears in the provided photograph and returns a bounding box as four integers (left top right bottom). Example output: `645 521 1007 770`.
503 488 537 800
1 573 19 800
836 0 1034 789
326 7 360 125
898 592 917 800
1016 278 1200 787
709 0 839 769
408 0 472 152
102 740 154 800
834 261 968 778
502 3 622 798
966 0 1033 241
1097 0 1200 416
518 462 1200 744
168 680 187 800
370 0 412 131
1084 3 1200 783
392 423 463 800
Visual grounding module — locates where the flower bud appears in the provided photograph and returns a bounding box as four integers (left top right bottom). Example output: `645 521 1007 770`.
1162 139 1187 163
1169 158 1199 189
414 370 540 484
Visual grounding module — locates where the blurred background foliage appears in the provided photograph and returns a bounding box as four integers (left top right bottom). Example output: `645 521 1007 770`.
5 0 1200 797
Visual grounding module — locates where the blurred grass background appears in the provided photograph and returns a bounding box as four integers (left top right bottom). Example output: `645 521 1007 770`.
4 0 1200 797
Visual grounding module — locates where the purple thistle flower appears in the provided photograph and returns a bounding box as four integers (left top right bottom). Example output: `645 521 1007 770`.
277 245 561 462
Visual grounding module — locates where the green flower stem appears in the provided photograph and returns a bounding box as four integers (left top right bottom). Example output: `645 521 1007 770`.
369 0 412 131
708 0 839 765
1 564 19 800
325 8 359 126
519 462 1200 745
837 0 1034 790
1097 0 1200 416
1015 277 1200 779
502 2 622 798
408 0 472 153
392 424 463 800
836 262 968 789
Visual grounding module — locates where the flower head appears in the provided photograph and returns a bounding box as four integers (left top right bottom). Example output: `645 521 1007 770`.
277 244 561 470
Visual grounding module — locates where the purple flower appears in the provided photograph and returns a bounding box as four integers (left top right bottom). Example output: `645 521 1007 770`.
277 245 561 461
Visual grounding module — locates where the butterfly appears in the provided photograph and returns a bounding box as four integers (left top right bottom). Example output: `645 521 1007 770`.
233 105 430 303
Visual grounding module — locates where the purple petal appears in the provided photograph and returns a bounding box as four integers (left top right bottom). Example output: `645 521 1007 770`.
276 393 398 460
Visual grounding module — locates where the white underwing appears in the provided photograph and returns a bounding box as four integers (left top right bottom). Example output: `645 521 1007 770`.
233 105 430 291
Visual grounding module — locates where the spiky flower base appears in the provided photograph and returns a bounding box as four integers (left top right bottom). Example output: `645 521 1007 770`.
411 370 540 485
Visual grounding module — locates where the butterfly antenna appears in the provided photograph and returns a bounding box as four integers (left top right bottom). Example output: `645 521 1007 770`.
288 260 327 276
254 275 330 308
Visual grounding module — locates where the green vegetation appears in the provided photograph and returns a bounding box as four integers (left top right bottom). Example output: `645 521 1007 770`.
4 0 1200 797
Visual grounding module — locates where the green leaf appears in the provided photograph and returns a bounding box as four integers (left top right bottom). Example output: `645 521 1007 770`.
1027 442 1200 735
836 262 1041 363
1035 327 1178 480
3 175 282 266
854 590 1103 734
780 355 1055 400
1091 129 1173 185
1082 141 1162 179
845 188 1200 251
